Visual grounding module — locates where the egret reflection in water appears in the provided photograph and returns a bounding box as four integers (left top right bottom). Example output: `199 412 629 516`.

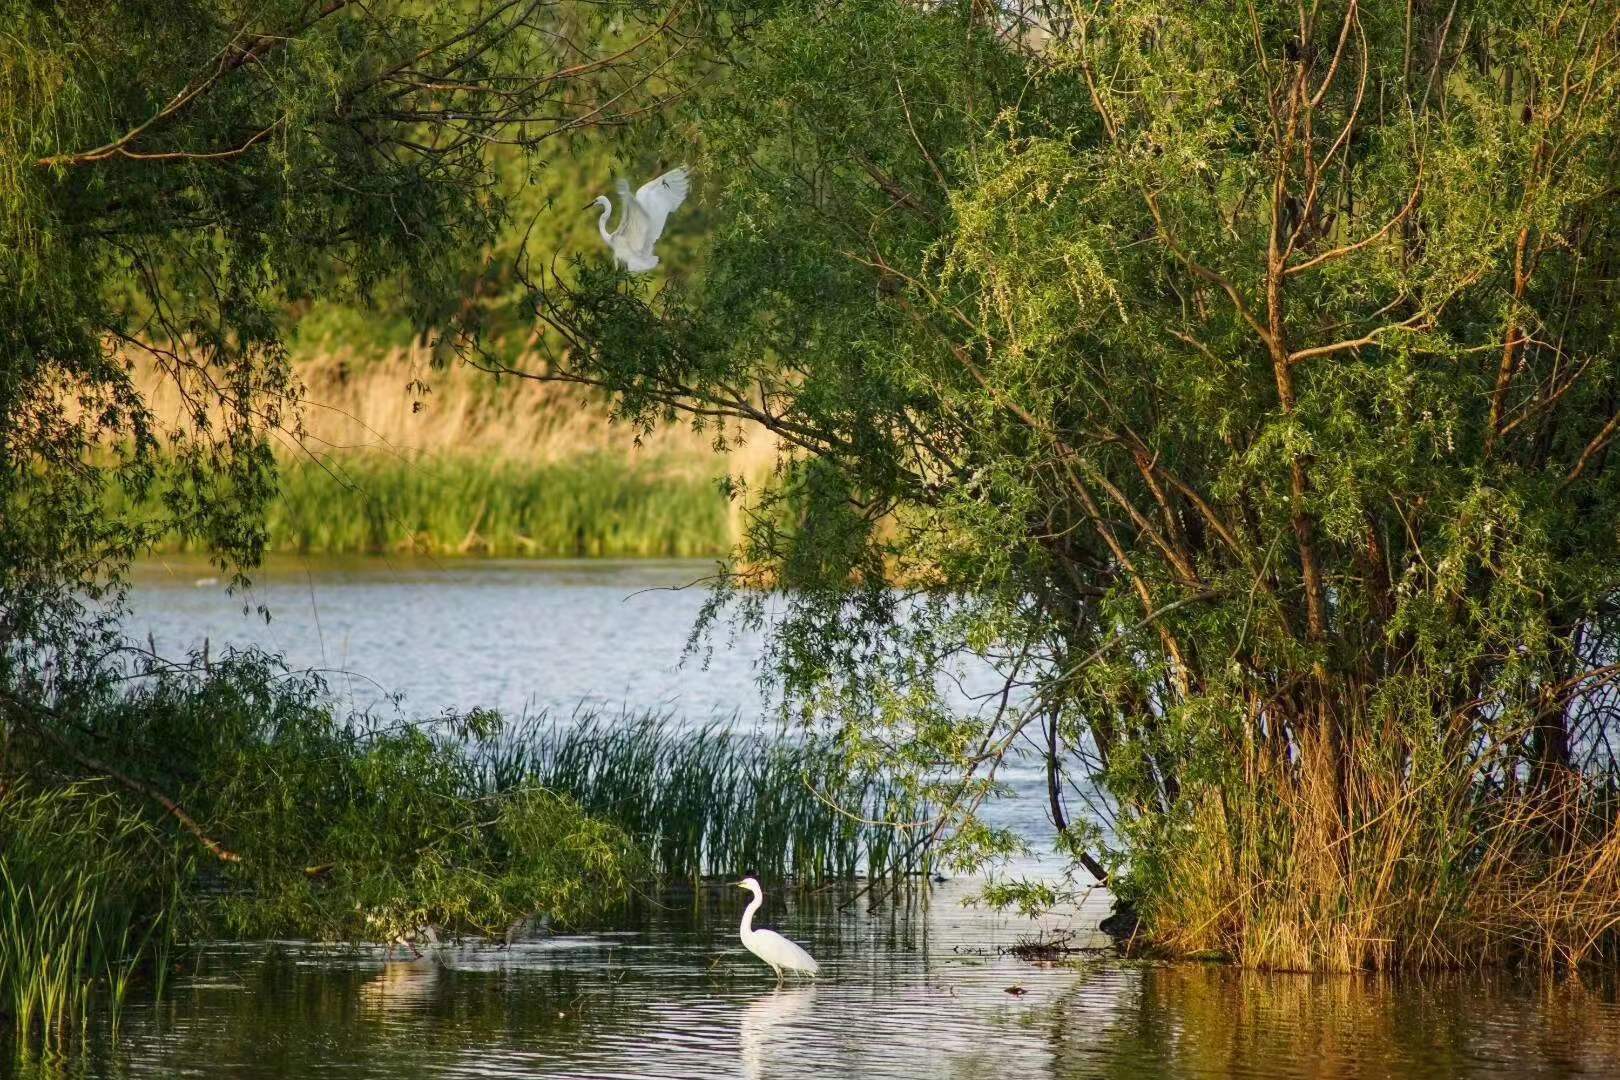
358 959 441 1013
740 987 815 1079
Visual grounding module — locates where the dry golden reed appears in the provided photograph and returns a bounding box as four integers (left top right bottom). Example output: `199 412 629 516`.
1152 726 1620 972
126 346 780 556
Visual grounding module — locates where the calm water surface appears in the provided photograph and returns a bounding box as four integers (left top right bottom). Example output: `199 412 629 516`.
18 881 1620 1080
48 557 1617 1079
129 556 772 719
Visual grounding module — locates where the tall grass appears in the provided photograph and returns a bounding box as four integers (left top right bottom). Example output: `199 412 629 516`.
1149 726 1620 972
0 785 179 1048
135 347 771 467
267 452 731 557
121 347 777 558
481 711 933 882
111 451 734 558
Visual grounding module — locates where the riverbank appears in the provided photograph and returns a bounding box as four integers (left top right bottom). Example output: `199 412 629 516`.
1 639 922 1049
128 348 773 558
226 453 729 558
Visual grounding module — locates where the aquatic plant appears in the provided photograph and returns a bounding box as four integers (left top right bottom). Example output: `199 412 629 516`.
8 649 642 948
106 451 734 560
109 344 776 561
0 785 180 1049
267 453 732 558
482 710 932 882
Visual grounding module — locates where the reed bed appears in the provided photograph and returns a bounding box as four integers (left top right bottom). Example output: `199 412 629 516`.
135 346 763 466
1150 727 1620 972
122 347 778 558
481 710 933 882
266 452 729 557
0 785 178 1049
114 450 733 558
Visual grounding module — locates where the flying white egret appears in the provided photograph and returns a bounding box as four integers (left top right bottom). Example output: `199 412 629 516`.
587 165 691 272
735 877 820 984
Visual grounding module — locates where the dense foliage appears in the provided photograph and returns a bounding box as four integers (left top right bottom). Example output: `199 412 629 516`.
1 652 640 1044
529 0 1620 968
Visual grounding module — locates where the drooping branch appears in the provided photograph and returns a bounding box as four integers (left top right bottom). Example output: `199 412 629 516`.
3 693 242 863
36 2 359 168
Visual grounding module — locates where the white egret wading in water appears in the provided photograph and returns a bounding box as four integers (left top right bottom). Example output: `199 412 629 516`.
735 877 820 984
587 165 690 272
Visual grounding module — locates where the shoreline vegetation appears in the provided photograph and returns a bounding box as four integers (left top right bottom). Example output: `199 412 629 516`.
124 348 770 559
1 650 923 1048
506 0 1620 976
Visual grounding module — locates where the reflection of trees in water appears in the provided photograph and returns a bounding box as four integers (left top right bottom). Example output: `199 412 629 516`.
60 910 1620 1079
739 987 816 1080
1030 965 1620 1079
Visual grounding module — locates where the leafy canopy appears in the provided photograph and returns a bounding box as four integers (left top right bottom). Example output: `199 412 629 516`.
531 0 1620 965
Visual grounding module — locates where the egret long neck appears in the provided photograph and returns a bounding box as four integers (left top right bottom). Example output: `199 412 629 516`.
740 890 762 942
596 199 614 242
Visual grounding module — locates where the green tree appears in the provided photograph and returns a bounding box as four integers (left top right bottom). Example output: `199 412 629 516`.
524 0 1620 968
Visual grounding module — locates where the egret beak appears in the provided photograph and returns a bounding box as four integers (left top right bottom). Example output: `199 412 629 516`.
580 200 597 211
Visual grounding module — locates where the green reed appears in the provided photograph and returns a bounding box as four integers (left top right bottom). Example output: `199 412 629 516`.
116 452 733 558
481 710 933 882
0 785 179 1049
269 453 729 558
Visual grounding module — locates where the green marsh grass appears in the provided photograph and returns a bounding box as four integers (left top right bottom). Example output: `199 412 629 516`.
123 452 733 558
482 710 933 882
0 785 179 1049
119 347 776 559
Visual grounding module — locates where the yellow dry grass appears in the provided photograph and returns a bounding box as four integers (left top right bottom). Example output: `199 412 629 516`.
1152 727 1620 972
132 346 777 477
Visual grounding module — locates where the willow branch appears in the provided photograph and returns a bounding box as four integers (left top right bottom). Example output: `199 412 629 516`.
4 694 242 863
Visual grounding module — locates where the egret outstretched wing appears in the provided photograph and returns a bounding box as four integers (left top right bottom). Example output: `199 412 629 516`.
633 166 690 251
614 178 653 252
592 166 691 272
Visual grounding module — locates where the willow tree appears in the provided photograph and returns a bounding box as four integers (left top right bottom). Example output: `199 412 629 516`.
521 0 1620 968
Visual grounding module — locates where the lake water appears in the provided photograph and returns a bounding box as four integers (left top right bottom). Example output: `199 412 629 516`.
126 555 1062 847
30 557 1614 1079
15 879 1620 1080
128 556 772 721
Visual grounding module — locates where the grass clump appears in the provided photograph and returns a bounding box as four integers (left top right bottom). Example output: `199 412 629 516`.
486 712 934 882
0 785 180 1050
2 647 643 1048
16 649 641 946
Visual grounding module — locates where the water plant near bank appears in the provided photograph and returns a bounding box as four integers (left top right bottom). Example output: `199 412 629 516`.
106 451 732 559
0 786 180 1050
485 712 933 881
2 648 641 1043
115 349 768 560
268 453 730 558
